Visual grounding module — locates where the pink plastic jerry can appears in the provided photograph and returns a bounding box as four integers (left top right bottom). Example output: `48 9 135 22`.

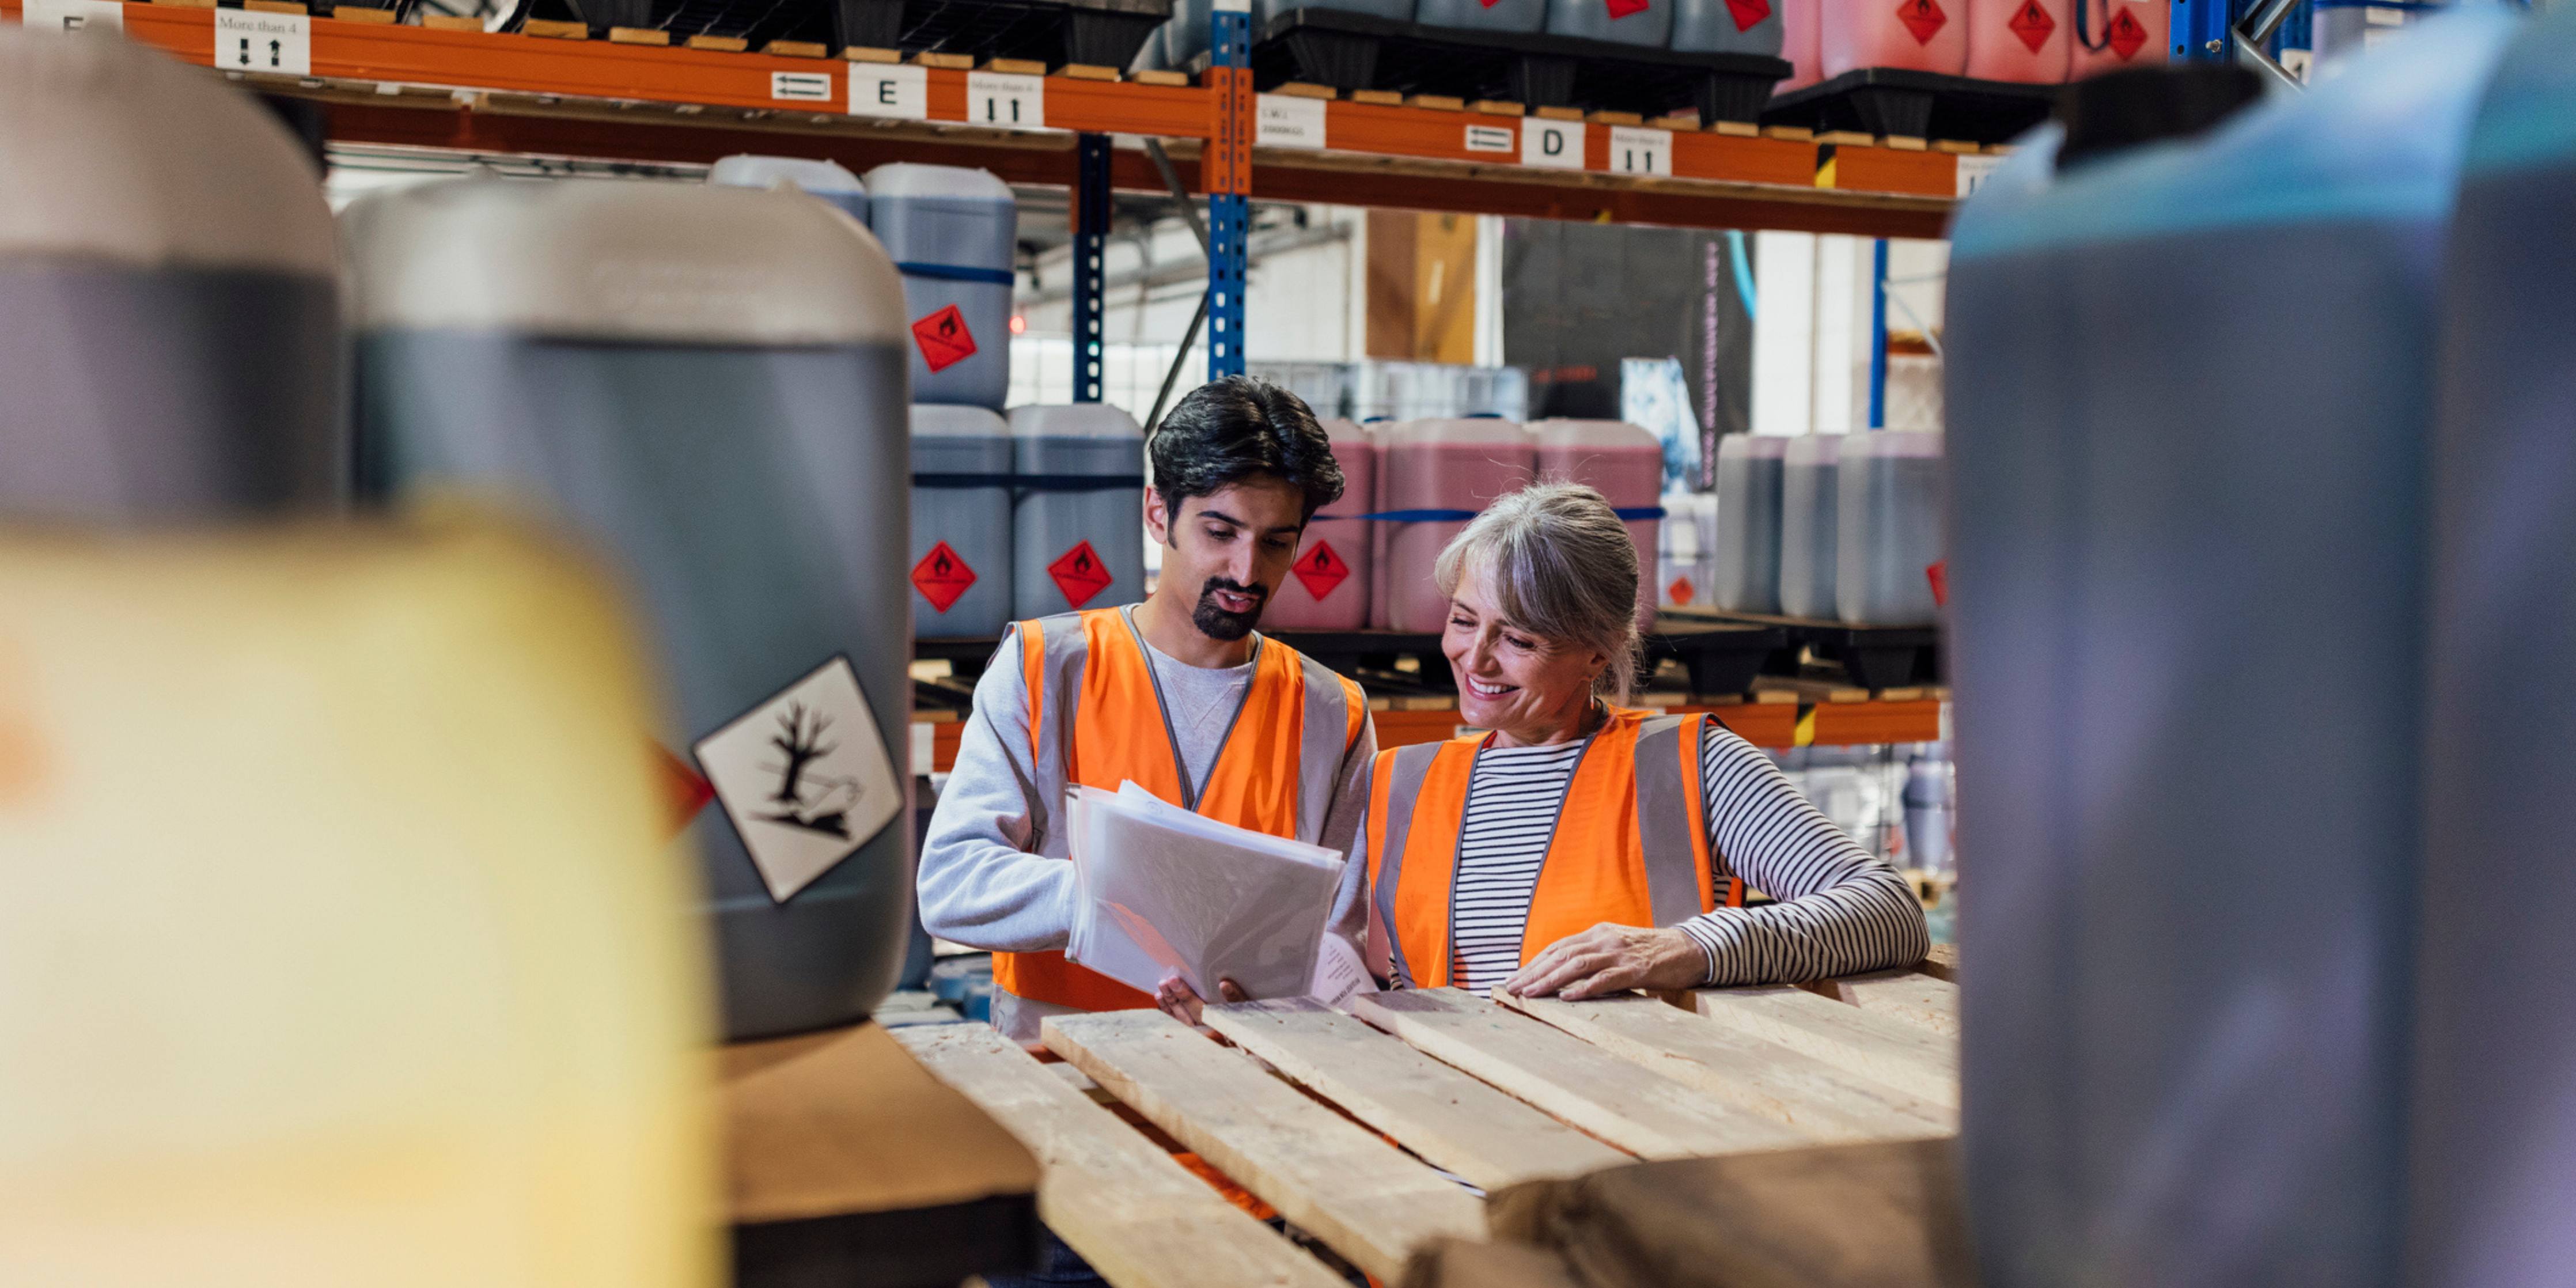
1821 0 1968 79
1372 417 1535 631
1530 419 1665 631
2067 0 2168 78
1264 418 1377 630
1966 0 2070 80
1781 0 1824 88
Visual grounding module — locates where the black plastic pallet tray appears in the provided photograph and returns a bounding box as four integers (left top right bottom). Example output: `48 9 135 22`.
1664 606 1941 691
1190 8 1790 124
523 0 1165 67
1761 67 2058 144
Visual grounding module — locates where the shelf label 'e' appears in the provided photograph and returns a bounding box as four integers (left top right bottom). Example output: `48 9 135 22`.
1608 125 1672 176
213 7 310 77
22 0 123 34
848 62 928 120
966 71 1046 130
1521 118 1585 169
1256 93 1327 149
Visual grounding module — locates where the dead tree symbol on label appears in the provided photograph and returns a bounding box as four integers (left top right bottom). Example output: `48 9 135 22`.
761 702 862 840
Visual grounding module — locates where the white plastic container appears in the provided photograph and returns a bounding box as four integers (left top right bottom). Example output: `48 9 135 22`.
1779 433 1842 619
1531 418 1664 628
1711 434 1786 613
1373 417 1535 630
709 153 869 223
1011 403 1146 619
911 403 1014 638
0 27 342 523
863 163 1014 409
1835 430 1942 626
0 520 716 1288
1658 489 1717 610
1266 418 1377 630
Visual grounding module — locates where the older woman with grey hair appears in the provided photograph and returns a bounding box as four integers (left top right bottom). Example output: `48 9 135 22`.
1361 482 1928 997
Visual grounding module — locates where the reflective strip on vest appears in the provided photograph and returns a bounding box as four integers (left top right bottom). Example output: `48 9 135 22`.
990 606 1361 1033
1369 709 1726 990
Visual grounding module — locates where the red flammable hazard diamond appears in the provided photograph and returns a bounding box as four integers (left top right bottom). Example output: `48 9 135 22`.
2007 0 2055 50
2105 5 2146 58
1047 540 1115 609
1290 540 1351 600
1726 0 1771 31
911 540 978 613
1605 0 1650 20
911 304 978 373
654 741 714 836
1668 575 1696 607
1896 0 1946 43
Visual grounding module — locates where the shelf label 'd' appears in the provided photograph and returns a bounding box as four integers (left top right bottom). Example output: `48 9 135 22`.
21 0 123 34
1522 118 1585 169
213 7 310 77
966 71 1047 130
848 62 928 120
1464 123 1516 154
1608 125 1673 176
1256 94 1327 149
771 70 833 102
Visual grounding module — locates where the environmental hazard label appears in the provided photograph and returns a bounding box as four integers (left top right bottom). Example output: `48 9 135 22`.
2104 5 2146 58
912 304 978 372
2006 0 2055 51
1047 540 1116 609
1726 0 1770 30
1291 540 1351 600
693 656 903 904
911 540 979 613
1896 0 1946 43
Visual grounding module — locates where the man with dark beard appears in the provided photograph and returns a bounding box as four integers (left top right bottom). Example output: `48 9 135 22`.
918 376 1376 1054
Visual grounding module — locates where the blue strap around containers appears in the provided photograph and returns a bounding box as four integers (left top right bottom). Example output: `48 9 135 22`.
895 261 1018 286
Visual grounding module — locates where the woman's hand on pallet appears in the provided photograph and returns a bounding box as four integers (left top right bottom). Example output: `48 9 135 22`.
1504 923 1706 1001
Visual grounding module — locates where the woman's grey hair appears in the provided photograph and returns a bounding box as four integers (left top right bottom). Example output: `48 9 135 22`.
1434 481 1643 702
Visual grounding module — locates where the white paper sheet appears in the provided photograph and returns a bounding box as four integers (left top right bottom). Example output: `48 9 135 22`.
1065 782 1345 1002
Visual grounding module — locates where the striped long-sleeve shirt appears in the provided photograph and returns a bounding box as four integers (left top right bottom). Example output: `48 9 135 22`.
1367 721 1928 991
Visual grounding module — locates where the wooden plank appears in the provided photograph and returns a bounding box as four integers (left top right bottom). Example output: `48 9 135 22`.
684 33 747 50
1203 998 1631 1191
1498 992 1953 1141
1808 970 1960 1037
1348 990 1806 1160
895 1024 1348 1288
1675 987 1958 1108
1044 1011 1484 1283
766 39 828 56
1132 69 1193 86
607 25 670 44
1918 942 1960 983
522 18 588 39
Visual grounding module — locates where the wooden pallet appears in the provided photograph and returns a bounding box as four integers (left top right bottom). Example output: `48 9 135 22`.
895 956 1959 1286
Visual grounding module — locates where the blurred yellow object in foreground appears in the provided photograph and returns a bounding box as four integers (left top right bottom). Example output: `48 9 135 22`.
0 516 718 1288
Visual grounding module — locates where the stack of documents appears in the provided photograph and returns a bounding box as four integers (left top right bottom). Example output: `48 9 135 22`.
1065 782 1353 1003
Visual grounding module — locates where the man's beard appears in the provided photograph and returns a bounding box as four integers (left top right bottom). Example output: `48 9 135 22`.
1191 577 1270 641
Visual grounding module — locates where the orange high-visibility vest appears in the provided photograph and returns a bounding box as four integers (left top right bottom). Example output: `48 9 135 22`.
1366 710 1742 989
990 606 1366 1018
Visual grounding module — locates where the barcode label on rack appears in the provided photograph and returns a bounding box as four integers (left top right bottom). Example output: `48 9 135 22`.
848 63 927 120
213 7 310 77
1608 126 1672 176
1521 118 1585 169
771 70 833 101
966 71 1046 130
1954 153 2003 198
1464 123 1516 153
1257 93 1327 149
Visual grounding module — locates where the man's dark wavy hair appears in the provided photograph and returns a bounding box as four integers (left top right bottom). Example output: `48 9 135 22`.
1147 376 1345 531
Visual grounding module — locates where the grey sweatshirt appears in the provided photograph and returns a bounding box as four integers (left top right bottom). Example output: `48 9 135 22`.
916 615 1378 1003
